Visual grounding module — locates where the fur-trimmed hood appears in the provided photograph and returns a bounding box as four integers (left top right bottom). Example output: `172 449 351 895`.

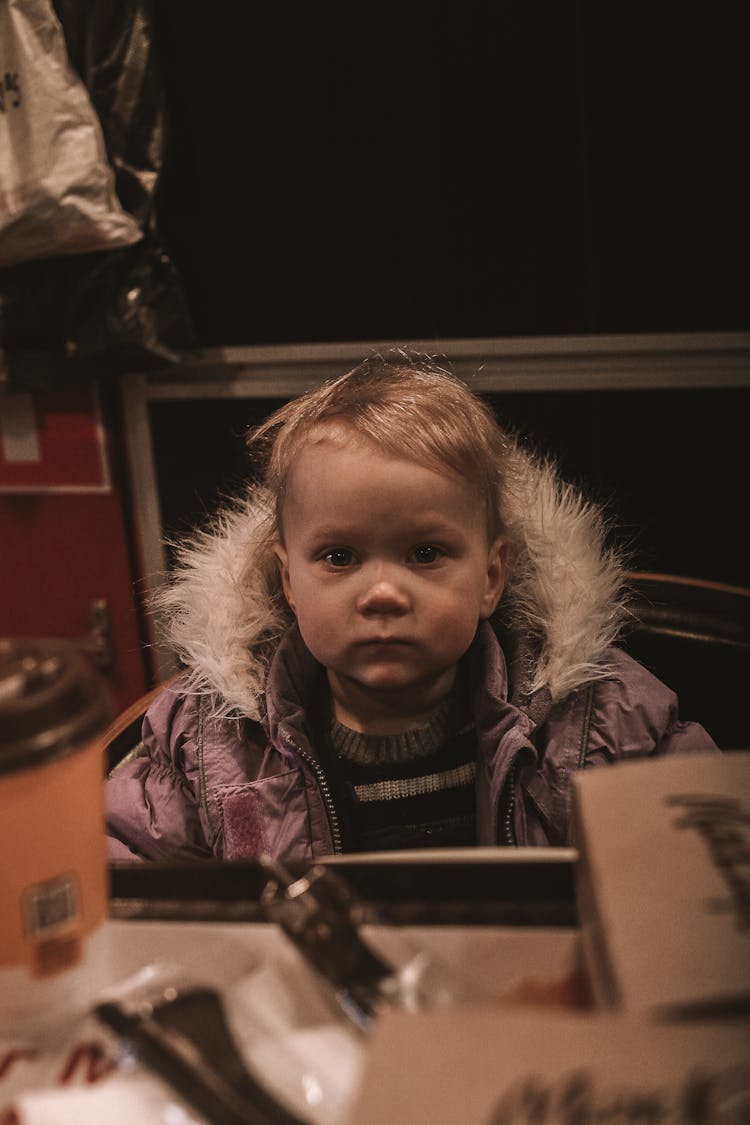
154 443 628 720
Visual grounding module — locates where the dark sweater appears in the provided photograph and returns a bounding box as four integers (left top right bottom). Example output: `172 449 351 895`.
325 698 477 852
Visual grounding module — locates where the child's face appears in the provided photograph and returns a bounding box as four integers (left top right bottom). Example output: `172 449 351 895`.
275 427 506 731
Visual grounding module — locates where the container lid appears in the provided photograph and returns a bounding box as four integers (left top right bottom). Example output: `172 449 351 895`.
0 638 113 774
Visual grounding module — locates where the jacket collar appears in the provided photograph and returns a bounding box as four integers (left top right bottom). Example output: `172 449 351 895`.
263 624 322 760
263 621 550 767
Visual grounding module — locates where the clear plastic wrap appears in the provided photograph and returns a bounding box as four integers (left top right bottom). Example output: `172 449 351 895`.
0 0 195 391
0 0 142 269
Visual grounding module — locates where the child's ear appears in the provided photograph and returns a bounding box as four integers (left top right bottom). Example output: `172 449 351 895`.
274 541 296 613
479 538 508 620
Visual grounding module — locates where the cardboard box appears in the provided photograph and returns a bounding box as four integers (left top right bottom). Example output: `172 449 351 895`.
572 752 750 1017
347 1006 750 1125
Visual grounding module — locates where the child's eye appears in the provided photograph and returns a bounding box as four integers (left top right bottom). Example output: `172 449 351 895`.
411 544 442 564
323 548 354 567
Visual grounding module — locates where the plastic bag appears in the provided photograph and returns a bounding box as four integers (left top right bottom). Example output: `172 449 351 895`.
0 0 195 391
0 0 142 269
51 0 167 233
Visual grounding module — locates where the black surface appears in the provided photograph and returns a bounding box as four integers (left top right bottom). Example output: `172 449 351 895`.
109 858 578 927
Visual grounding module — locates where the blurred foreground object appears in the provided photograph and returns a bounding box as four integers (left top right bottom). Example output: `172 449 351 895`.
573 752 750 1017
96 974 306 1125
0 637 113 1037
350 753 750 1123
259 857 484 1031
348 1007 750 1125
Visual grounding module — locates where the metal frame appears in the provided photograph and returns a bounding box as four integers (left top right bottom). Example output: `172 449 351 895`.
121 332 750 679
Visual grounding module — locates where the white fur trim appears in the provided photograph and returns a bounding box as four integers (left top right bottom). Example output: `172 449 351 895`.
153 447 627 714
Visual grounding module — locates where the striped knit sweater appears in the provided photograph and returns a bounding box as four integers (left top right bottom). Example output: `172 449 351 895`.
324 698 477 852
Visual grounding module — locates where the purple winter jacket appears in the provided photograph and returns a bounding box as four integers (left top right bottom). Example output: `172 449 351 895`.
106 621 715 862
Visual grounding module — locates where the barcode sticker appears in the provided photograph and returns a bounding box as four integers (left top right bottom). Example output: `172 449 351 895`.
23 873 83 978
24 873 80 937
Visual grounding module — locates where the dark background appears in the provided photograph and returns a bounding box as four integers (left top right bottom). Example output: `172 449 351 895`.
151 1 747 343
147 2 748 587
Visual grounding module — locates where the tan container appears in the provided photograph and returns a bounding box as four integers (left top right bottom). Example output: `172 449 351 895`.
0 638 113 1038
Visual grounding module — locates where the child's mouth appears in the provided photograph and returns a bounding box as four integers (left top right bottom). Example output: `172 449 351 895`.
360 637 411 648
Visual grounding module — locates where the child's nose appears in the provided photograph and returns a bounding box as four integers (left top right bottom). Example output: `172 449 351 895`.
357 568 410 615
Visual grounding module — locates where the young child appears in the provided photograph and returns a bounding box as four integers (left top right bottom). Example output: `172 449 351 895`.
107 352 715 861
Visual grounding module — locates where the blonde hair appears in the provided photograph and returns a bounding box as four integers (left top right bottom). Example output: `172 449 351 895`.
249 350 515 543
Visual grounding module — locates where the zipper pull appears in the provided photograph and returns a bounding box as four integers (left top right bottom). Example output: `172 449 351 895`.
258 856 391 1030
258 857 484 1031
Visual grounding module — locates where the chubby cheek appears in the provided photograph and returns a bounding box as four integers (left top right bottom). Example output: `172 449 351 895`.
297 622 341 668
435 584 491 649
290 591 341 662
435 615 481 662
401 588 464 652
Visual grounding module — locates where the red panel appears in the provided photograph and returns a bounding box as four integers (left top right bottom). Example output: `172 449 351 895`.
0 386 107 491
0 384 150 709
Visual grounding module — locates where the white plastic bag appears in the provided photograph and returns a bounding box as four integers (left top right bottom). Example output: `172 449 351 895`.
0 0 142 268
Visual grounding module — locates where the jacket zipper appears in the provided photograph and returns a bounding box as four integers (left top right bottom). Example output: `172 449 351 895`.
196 698 211 827
284 733 344 855
500 758 518 846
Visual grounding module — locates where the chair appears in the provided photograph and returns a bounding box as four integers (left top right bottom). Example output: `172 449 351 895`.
104 678 175 774
622 571 750 751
